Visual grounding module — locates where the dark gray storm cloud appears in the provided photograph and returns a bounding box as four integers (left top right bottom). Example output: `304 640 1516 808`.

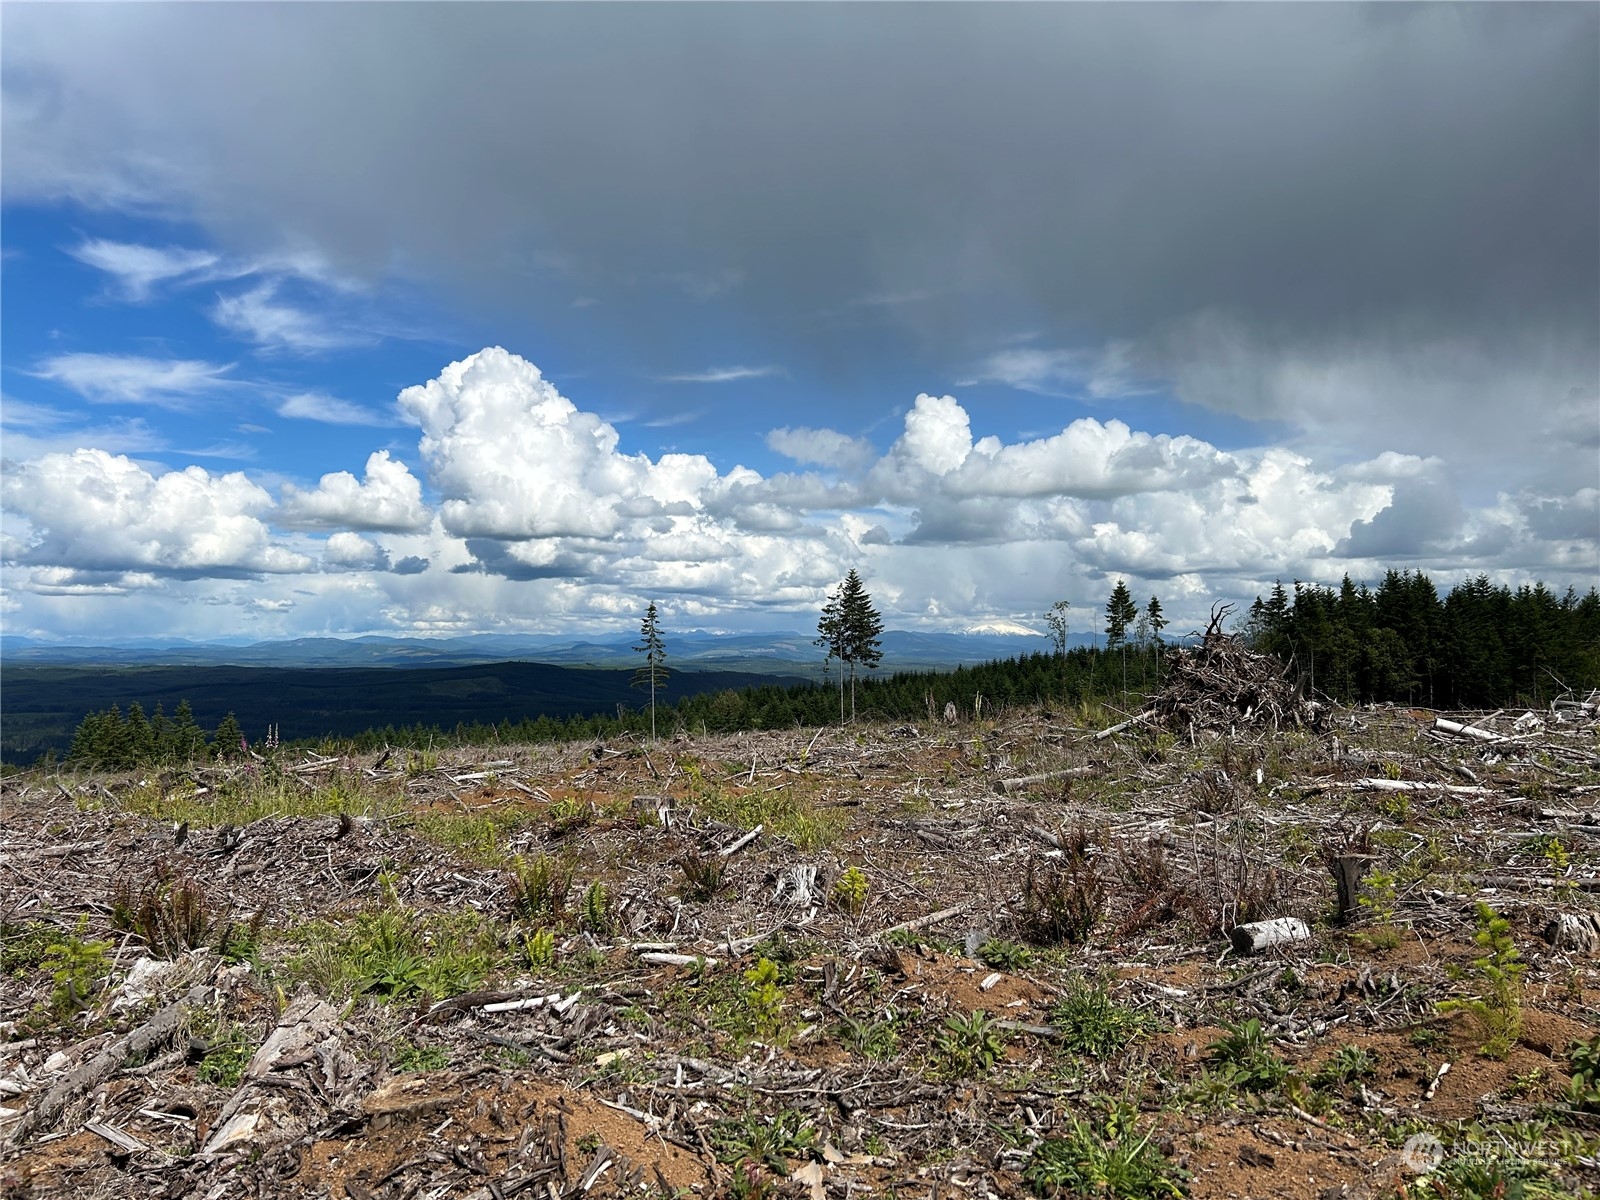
5 3 1596 482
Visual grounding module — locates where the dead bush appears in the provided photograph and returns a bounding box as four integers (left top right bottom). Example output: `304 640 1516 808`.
1116 836 1173 896
110 859 230 958
675 845 727 901
1020 832 1106 945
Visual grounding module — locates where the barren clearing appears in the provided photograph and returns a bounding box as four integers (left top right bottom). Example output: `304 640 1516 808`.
5 660 1600 1198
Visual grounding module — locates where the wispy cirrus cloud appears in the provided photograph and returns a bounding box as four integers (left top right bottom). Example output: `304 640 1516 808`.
0 406 168 459
32 353 235 407
68 238 356 297
961 342 1154 400
212 283 367 353
276 391 397 426
66 238 221 300
657 365 784 384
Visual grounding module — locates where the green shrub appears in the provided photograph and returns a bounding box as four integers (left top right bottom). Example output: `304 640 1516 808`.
508 854 572 924
675 848 726 901
580 880 615 936
1438 902 1524 1058
832 866 869 915
978 938 1034 971
743 958 783 1032
837 1014 899 1060
935 1009 1005 1077
1566 1034 1600 1110
520 927 557 970
707 1108 816 1175
1020 842 1105 945
40 923 113 1019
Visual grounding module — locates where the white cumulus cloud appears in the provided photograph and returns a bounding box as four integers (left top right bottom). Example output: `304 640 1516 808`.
399 347 720 541
279 450 429 532
1 448 312 577
322 531 391 571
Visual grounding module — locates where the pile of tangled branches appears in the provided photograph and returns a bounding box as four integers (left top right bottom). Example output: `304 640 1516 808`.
1150 605 1324 736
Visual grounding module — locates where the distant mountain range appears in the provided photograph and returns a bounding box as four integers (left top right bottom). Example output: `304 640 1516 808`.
0 628 1101 675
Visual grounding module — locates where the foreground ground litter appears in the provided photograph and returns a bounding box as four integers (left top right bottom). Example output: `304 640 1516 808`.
4 646 1600 1199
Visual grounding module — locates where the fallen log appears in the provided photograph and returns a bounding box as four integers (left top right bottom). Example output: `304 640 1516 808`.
718 825 763 857
1093 710 1156 741
5 983 212 1147
1353 778 1491 796
993 767 1095 794
877 904 968 938
639 952 721 968
1228 917 1312 955
1433 717 1504 744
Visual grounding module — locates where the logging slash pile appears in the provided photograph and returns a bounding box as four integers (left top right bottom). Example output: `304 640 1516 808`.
1149 606 1324 736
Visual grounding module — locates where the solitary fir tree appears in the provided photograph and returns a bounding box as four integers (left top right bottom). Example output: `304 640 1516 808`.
632 601 669 739
1104 580 1138 650
1145 595 1167 645
817 569 884 722
816 584 848 720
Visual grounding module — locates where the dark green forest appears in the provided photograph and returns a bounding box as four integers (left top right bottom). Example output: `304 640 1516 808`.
28 570 1600 771
1241 571 1600 708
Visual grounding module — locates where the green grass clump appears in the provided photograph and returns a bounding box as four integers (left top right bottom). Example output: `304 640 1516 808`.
1051 980 1150 1058
413 809 532 866
1025 1103 1187 1199
279 908 501 1001
688 775 848 851
1204 1019 1288 1092
707 1109 816 1176
836 1013 900 1060
125 775 391 829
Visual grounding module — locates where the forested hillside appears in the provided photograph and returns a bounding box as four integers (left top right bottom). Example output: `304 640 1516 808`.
28 571 1600 769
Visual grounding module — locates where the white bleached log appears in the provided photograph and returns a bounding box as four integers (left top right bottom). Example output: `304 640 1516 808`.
1433 717 1504 743
639 952 720 968
1354 778 1490 796
1228 917 1312 955
719 825 763 857
993 767 1095 795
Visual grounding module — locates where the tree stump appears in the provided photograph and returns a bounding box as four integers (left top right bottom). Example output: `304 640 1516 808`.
1332 854 1372 924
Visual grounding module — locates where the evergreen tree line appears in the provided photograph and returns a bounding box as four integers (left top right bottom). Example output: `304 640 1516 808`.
1242 571 1600 707
57 570 1598 769
65 700 247 770
60 645 1165 768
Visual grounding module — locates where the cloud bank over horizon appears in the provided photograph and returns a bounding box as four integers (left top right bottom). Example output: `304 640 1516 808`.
1 5 1594 641
3 347 1592 643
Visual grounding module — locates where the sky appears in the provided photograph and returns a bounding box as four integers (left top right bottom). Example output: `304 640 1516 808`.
2 3 1596 645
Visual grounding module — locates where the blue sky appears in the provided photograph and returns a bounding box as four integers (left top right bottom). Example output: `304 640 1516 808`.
2 4 1596 643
